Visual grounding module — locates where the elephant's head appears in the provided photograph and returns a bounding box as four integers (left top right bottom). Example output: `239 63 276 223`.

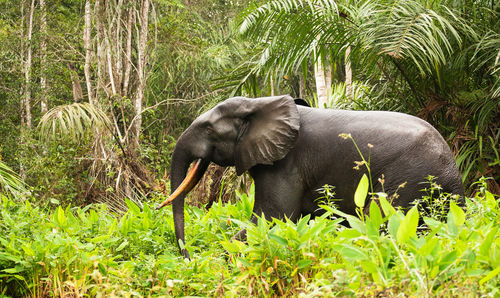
157 95 300 258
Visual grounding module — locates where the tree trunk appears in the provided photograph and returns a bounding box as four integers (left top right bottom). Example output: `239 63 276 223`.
68 63 84 102
132 0 150 148
95 0 106 97
314 56 328 108
20 0 25 127
345 46 352 101
122 2 135 97
115 0 124 95
105 36 117 95
298 71 305 99
270 71 275 96
326 59 332 100
84 0 94 105
40 0 48 114
23 0 35 128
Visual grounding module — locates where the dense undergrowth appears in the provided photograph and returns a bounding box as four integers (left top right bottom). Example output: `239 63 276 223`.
0 180 499 297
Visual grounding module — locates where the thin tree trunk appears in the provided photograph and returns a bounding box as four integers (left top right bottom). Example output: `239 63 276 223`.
68 63 84 102
23 0 35 128
84 0 94 105
345 46 352 101
298 71 305 99
270 71 275 96
115 0 123 95
20 0 25 127
326 58 332 100
122 2 135 97
105 36 117 95
95 0 106 97
40 0 48 114
132 0 149 148
314 56 328 108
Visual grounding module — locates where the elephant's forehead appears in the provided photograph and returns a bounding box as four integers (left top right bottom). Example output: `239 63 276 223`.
194 97 245 124
194 108 221 125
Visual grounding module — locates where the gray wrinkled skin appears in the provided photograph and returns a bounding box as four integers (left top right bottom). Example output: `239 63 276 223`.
169 95 464 258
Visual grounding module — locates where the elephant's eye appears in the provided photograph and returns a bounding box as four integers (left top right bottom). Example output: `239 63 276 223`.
205 126 214 135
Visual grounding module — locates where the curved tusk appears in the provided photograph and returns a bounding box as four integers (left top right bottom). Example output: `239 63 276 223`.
156 159 202 210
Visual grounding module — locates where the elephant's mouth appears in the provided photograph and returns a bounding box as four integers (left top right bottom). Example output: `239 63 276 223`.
156 158 203 210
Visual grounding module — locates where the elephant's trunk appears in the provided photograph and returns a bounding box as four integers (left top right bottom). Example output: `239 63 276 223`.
157 140 208 259
156 158 202 210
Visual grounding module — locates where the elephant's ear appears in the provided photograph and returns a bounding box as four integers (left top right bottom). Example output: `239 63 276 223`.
233 95 300 175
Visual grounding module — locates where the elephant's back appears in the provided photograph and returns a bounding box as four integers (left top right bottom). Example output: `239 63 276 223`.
296 108 448 155
293 107 463 210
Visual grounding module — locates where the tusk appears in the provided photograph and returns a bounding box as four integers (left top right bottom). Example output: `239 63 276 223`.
156 159 202 210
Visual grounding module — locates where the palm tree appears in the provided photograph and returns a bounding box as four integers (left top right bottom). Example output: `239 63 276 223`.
234 0 499 190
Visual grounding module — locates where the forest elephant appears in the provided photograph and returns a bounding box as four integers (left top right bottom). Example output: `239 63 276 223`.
157 95 464 258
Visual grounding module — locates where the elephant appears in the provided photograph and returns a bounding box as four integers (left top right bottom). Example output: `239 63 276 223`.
157 95 464 258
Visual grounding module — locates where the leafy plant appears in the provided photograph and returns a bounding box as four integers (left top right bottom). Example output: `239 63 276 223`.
0 160 27 200
0 177 499 296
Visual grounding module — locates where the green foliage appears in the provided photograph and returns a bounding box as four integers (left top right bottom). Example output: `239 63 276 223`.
38 103 111 143
0 160 27 200
234 0 500 189
0 179 499 296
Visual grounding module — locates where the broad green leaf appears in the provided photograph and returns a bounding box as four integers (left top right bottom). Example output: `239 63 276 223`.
397 206 419 244
3 266 25 274
337 228 362 239
484 191 496 209
0 253 22 263
126 199 141 215
449 201 465 226
345 215 366 234
237 257 252 268
378 194 396 217
424 217 444 232
479 266 500 285
365 218 380 238
297 259 313 269
447 212 458 236
307 220 326 237
56 206 66 227
354 174 369 208
296 214 310 235
418 237 438 257
338 244 368 261
268 233 288 247
369 200 383 228
221 240 244 253
440 250 458 268
479 227 497 256
98 263 107 275
360 260 378 274
388 213 401 238
116 240 128 252
178 239 185 251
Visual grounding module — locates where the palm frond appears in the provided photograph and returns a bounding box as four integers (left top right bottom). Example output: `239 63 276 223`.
360 1 468 76
0 161 28 200
38 103 112 143
237 0 350 77
473 31 500 98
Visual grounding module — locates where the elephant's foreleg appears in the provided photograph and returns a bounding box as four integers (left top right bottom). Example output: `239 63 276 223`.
231 214 258 242
232 173 303 242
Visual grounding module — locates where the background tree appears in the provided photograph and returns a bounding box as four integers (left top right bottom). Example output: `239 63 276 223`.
232 0 499 192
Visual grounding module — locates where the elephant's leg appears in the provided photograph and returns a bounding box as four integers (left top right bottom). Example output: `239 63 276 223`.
232 168 304 242
231 214 257 242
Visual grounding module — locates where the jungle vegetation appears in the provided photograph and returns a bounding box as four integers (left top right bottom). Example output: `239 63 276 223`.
0 0 499 296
